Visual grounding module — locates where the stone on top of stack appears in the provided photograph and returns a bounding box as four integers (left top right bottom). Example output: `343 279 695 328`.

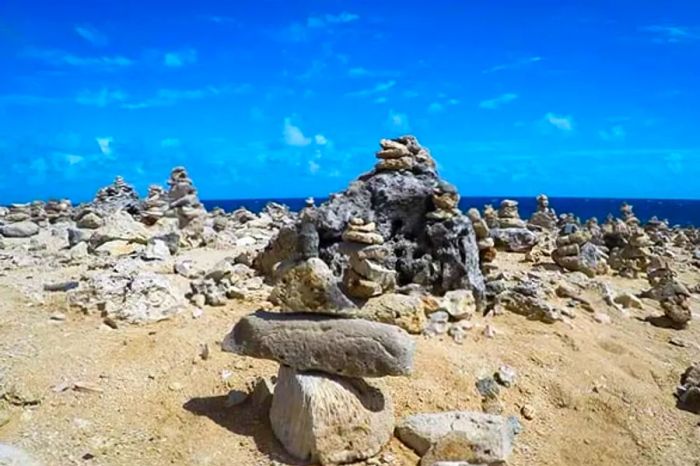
0 203 41 238
552 221 609 278
74 176 140 230
528 194 557 230
223 309 415 463
374 136 436 173
467 208 496 266
140 184 169 226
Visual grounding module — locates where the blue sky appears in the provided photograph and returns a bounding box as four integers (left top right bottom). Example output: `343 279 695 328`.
0 0 699 203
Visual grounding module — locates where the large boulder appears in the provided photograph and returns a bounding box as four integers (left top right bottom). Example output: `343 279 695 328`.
270 258 356 313
490 227 538 252
396 411 521 465
0 221 40 238
270 366 394 465
88 211 150 251
222 311 415 377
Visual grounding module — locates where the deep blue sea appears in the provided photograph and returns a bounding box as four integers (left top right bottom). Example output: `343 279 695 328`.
202 197 700 227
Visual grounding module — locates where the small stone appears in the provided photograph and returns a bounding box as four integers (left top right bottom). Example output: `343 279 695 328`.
73 381 103 393
520 404 535 420
199 343 210 360
495 365 517 388
191 308 203 319
191 294 206 308
475 377 500 400
669 336 689 348
483 324 496 338
50 312 66 321
168 382 183 392
594 312 611 324
103 317 118 329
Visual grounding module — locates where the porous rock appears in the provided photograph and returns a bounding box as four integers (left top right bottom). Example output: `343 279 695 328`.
358 293 426 334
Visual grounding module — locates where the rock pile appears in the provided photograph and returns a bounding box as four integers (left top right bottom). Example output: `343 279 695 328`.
167 166 206 229
467 208 496 266
341 218 396 299
222 311 415 464
257 135 486 308
489 200 538 252
45 199 73 223
92 175 140 215
528 194 557 230
4 203 32 222
552 225 609 278
140 185 169 225
642 261 693 328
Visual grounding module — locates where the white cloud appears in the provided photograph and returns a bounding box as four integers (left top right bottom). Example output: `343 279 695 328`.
483 56 542 73
428 102 444 113
347 80 396 97
307 12 359 28
96 137 113 156
543 112 574 132
161 138 181 148
283 118 311 147
164 49 198 67
64 153 84 165
74 25 108 46
308 160 321 174
25 48 133 68
388 111 410 132
642 25 698 43
599 125 626 141
314 134 328 145
76 88 127 107
479 93 518 109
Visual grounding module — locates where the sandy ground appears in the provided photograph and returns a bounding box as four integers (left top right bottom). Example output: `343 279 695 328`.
1 248 700 466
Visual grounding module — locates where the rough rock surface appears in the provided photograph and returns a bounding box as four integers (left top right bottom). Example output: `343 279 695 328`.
0 221 40 238
88 211 150 251
396 411 521 465
490 227 538 252
357 293 426 334
676 362 700 414
269 366 394 465
222 311 415 377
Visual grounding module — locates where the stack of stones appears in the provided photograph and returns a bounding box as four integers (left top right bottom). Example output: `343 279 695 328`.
222 311 415 464
45 199 73 224
426 181 460 222
374 137 436 172
4 204 32 223
620 202 640 227
483 204 499 229
645 216 672 246
0 203 40 238
642 259 693 328
528 194 557 230
341 218 396 299
467 208 496 266
605 205 654 278
167 166 206 228
552 225 609 278
29 201 47 225
489 200 538 252
585 217 604 244
140 185 169 226
93 176 140 213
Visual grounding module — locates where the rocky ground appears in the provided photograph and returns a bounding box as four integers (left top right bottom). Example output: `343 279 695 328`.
1 139 700 466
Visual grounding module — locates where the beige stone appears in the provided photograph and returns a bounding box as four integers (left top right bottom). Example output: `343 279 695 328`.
359 293 427 334
376 156 414 171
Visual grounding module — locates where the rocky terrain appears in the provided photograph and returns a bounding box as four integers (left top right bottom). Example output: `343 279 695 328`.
1 137 699 466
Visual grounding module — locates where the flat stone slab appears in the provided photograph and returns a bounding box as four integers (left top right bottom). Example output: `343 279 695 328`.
396 411 521 465
222 310 415 377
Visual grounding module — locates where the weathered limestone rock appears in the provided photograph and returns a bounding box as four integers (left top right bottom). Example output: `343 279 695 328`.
91 175 140 215
140 184 169 225
270 258 356 313
528 194 557 230
438 289 476 320
490 227 538 252
676 362 700 414
88 211 150 251
396 411 521 465
222 311 416 377
497 200 526 228
0 221 39 238
642 266 693 328
358 293 426 334
76 211 104 229
269 366 394 465
467 208 496 265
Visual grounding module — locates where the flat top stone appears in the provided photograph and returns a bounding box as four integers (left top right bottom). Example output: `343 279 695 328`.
222 311 416 377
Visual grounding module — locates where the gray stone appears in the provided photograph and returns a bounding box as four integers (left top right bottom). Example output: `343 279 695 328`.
490 228 538 252
88 211 150 250
475 377 500 400
222 311 415 377
396 411 520 465
67 227 90 247
270 258 356 314
439 289 475 320
76 211 104 229
269 366 394 465
142 239 171 261
494 366 517 388
0 221 39 238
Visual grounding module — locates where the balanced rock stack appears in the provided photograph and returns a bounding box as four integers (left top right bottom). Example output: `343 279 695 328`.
642 260 693 328
222 311 415 464
482 204 499 228
45 199 73 224
0 204 40 238
528 194 558 230
93 175 140 214
258 135 486 306
552 224 609 278
489 200 538 252
620 202 641 227
467 208 496 265
140 184 169 226
340 218 396 299
167 166 206 228
4 203 32 222
374 136 436 173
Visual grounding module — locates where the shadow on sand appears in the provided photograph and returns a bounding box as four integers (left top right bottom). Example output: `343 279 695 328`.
182 394 307 465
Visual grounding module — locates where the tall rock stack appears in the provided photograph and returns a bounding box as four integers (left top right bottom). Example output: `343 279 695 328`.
467 208 496 266
489 200 538 252
552 225 609 278
620 202 640 227
4 204 31 223
74 176 140 229
340 218 396 299
643 260 693 328
222 311 415 464
528 194 557 230
167 167 206 229
140 185 169 226
45 199 73 224
256 135 486 308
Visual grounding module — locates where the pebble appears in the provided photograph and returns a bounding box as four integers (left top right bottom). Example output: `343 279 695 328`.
199 343 210 360
49 312 66 321
476 376 500 400
73 382 103 393
669 336 689 348
168 382 183 392
495 365 517 388
103 317 119 329
191 308 203 319
593 312 611 324
483 324 497 338
521 404 535 420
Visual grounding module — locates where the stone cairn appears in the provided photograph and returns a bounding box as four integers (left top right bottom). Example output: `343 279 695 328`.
45 199 73 224
467 208 496 267
374 137 436 172
4 204 32 223
528 194 557 230
552 222 609 278
222 309 415 464
140 184 169 226
167 167 205 228
642 257 693 328
488 200 538 253
73 176 140 229
341 218 396 299
606 203 653 278
497 200 525 228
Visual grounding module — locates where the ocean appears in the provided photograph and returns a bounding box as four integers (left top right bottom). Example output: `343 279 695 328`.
202 196 700 227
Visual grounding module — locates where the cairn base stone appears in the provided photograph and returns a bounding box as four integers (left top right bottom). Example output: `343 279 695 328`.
270 366 394 465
